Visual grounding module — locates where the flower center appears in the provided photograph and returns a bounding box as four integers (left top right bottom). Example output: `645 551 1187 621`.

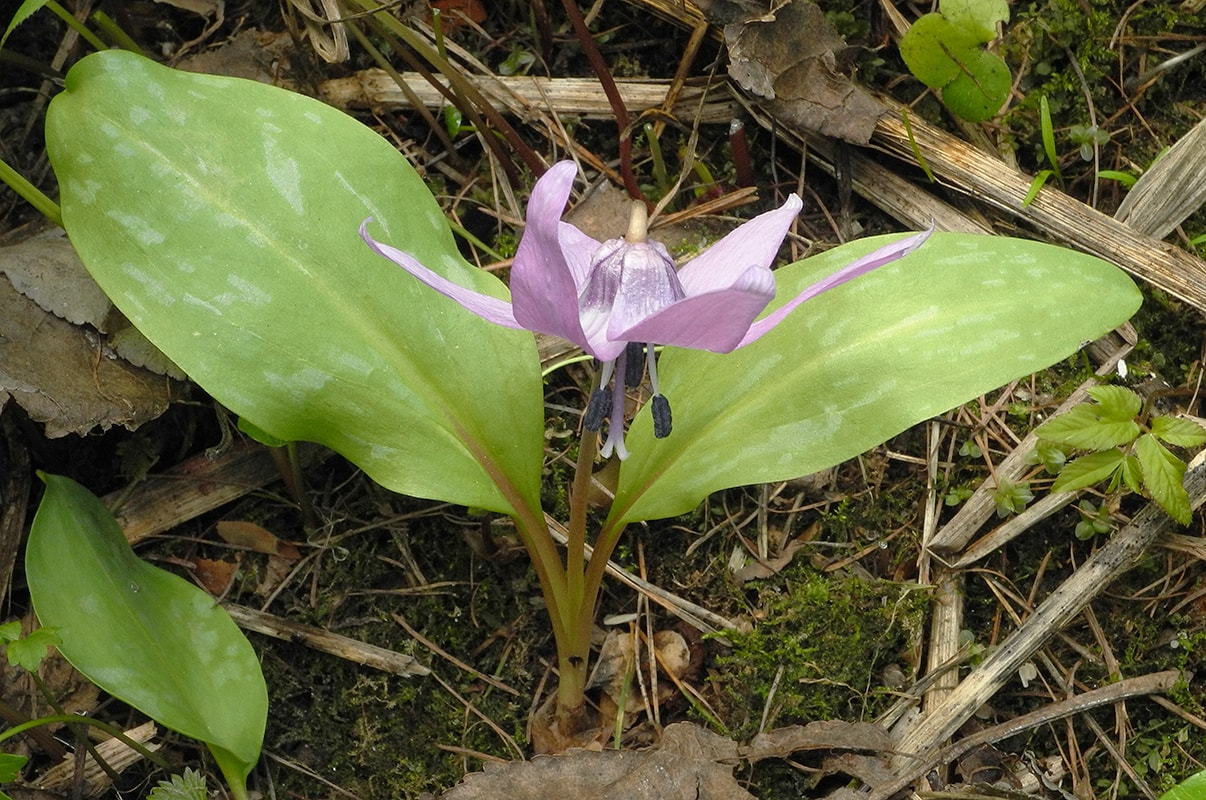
577 204 686 345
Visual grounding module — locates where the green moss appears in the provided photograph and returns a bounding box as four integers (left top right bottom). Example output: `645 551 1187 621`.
709 571 928 741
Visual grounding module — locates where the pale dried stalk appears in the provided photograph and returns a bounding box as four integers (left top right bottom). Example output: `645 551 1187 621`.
224 603 431 678
320 71 740 124
888 464 1206 778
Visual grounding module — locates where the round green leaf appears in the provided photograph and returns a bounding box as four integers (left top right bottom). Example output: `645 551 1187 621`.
45 51 543 517
940 50 1011 122
899 14 983 88
609 233 1141 525
26 474 267 785
939 0 1009 42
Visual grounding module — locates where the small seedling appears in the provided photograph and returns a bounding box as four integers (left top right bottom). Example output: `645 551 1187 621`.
146 768 208 800
1069 123 1111 161
991 477 1034 517
1073 498 1114 540
1035 384 1206 524
899 0 1011 122
0 621 61 673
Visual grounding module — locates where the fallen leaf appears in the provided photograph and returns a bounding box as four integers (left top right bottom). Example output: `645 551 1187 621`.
192 557 238 596
443 723 753 800
0 228 114 328
732 537 807 583
432 0 487 29
707 0 885 143
216 520 302 559
0 276 173 437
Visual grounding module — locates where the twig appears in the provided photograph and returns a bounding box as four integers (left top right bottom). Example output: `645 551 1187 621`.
870 670 1183 799
391 612 519 694
223 603 431 677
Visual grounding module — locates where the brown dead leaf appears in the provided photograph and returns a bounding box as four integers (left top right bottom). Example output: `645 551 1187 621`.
216 520 302 559
0 275 173 437
192 557 239 595
706 0 885 143
443 722 753 800
732 537 807 583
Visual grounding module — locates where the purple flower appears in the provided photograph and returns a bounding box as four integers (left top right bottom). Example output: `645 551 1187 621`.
361 161 930 459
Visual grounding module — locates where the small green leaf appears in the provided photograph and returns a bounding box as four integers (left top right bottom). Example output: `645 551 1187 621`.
26 474 267 797
1097 169 1137 188
1023 170 1052 207
1030 440 1067 473
0 621 18 642
940 50 1011 122
0 753 27 783
1151 415 1206 448
1086 385 1143 420
1 0 48 52
939 0 1009 41
1121 454 1143 493
900 14 983 88
1039 96 1062 181
992 478 1033 517
1050 449 1125 493
5 627 62 672
1036 404 1140 450
1136 433 1192 524
147 769 208 800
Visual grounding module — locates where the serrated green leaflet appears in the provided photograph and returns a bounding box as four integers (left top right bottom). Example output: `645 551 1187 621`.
609 232 1141 525
46 50 543 518
1136 433 1191 523
1036 405 1140 450
26 474 266 798
1152 415 1206 447
1051 450 1125 493
1085 385 1143 420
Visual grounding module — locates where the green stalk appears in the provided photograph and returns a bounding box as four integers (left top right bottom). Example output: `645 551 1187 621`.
0 156 62 227
44 0 107 51
0 713 172 769
89 9 146 55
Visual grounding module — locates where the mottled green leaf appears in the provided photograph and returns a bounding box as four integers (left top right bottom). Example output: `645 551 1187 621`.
26 474 267 797
46 50 543 518
1136 433 1191 524
610 233 1140 525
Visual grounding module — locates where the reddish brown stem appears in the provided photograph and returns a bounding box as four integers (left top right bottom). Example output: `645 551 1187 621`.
558 0 644 202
